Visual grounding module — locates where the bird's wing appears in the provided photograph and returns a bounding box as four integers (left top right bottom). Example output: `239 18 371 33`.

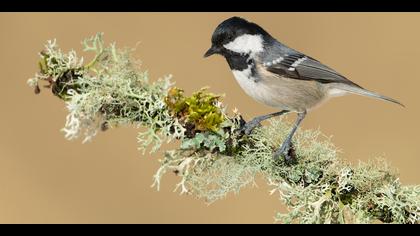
263 52 362 88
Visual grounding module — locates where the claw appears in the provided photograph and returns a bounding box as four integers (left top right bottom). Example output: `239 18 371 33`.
273 142 296 163
239 110 289 136
240 120 261 135
273 111 306 163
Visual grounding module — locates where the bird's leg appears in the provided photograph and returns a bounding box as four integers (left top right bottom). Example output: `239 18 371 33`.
274 110 307 161
241 110 289 135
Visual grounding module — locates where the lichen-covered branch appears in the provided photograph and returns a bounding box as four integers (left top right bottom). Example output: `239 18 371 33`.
28 33 419 224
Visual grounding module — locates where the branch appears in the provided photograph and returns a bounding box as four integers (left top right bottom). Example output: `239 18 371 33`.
27 33 419 224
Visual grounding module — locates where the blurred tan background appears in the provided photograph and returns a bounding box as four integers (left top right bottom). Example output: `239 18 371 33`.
0 13 418 223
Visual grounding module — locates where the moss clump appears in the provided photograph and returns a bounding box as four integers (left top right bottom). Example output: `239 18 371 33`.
165 87 225 134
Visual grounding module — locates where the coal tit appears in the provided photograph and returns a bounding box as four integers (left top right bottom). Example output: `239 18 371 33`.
204 16 403 161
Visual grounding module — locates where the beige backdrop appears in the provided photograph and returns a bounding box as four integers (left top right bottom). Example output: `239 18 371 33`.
0 13 418 223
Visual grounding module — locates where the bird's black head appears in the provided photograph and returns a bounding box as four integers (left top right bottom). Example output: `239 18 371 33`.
204 16 271 58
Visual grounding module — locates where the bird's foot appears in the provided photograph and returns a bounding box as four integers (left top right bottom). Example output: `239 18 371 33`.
240 118 262 135
273 142 297 164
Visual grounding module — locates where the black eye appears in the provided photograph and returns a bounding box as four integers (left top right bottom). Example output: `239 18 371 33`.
224 33 234 42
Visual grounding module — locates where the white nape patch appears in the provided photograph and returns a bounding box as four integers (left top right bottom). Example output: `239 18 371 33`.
263 57 284 67
223 34 264 56
328 88 347 97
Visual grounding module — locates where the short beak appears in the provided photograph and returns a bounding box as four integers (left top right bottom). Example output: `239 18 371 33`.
204 46 218 58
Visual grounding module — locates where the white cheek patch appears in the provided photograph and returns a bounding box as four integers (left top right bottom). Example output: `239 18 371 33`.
223 34 264 56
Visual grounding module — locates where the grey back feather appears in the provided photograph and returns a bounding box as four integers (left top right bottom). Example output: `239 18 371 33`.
260 40 404 107
261 40 362 88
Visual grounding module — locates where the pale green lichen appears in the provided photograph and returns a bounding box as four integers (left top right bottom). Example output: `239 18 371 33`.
180 132 226 152
152 118 419 224
152 149 259 203
29 33 419 224
29 33 185 149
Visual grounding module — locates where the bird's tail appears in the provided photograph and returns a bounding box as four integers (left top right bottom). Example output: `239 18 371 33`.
333 83 405 107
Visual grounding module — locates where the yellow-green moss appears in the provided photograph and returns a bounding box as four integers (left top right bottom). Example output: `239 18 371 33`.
165 87 225 132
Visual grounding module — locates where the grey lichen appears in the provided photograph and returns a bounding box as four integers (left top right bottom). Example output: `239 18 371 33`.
28 33 185 149
28 33 419 224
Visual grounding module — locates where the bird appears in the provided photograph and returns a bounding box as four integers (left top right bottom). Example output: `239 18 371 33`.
204 16 404 161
